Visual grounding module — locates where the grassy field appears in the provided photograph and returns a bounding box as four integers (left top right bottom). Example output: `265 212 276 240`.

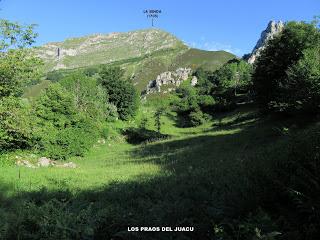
0 102 297 239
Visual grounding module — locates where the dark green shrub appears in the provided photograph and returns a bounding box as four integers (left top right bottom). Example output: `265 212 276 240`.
189 110 207 127
83 66 99 77
46 71 64 82
99 66 139 120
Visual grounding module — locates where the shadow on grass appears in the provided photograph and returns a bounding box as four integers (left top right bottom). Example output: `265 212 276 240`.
0 119 284 240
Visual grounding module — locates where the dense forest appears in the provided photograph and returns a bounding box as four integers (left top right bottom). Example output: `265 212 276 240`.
0 17 320 240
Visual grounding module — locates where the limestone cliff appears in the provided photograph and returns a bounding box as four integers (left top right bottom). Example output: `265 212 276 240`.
248 20 284 64
145 68 197 95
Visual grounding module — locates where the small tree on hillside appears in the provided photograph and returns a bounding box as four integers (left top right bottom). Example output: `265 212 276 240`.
154 107 165 133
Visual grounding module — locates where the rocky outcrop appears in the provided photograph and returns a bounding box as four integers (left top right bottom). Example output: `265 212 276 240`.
146 68 197 94
248 20 284 64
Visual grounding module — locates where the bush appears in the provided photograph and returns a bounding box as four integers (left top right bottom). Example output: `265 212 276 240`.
41 117 99 159
189 110 207 127
34 84 100 159
46 71 64 82
0 97 36 152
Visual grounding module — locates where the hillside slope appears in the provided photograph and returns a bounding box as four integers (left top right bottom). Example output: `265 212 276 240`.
31 29 236 94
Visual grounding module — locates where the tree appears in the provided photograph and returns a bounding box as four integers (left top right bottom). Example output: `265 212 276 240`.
283 46 320 113
34 84 100 159
0 20 42 152
60 72 110 122
0 49 42 97
173 85 212 127
0 19 38 51
211 59 252 94
35 83 77 129
0 20 42 98
154 107 165 133
0 97 36 151
253 21 320 112
99 66 139 120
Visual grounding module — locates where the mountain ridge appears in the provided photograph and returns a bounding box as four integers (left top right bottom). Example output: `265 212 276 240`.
34 28 188 71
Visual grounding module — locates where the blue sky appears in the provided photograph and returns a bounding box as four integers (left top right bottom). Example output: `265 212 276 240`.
0 0 319 56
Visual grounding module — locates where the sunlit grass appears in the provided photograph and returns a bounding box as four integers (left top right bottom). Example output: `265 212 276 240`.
0 103 258 197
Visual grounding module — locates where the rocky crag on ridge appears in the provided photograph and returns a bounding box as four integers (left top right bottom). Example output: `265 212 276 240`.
145 68 197 95
247 20 284 64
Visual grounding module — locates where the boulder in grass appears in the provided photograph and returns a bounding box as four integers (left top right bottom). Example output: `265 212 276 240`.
37 157 55 167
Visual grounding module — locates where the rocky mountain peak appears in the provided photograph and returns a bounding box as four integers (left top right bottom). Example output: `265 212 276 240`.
248 20 284 64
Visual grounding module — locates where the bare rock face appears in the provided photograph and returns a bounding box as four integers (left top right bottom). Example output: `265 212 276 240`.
146 68 197 94
248 20 284 64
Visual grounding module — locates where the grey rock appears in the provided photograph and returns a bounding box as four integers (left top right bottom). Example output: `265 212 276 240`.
37 157 54 167
248 20 284 64
146 68 197 94
191 76 198 86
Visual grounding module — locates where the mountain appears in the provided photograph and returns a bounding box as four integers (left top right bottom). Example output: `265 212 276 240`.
31 29 235 94
247 20 284 64
34 29 186 71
